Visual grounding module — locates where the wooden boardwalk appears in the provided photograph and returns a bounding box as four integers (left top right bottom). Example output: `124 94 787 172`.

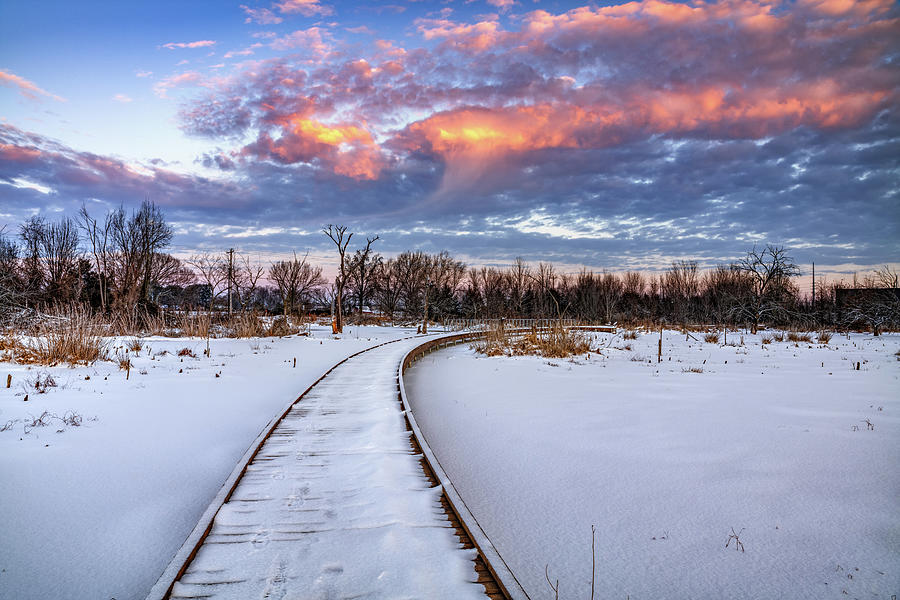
148 335 524 600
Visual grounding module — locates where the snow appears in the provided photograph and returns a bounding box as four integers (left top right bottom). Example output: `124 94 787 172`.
404 330 900 600
0 326 420 600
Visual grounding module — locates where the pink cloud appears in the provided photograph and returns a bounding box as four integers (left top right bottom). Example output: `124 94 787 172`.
0 69 66 102
162 40 217 50
270 27 331 57
153 72 204 98
274 0 333 17
179 0 899 185
241 5 283 24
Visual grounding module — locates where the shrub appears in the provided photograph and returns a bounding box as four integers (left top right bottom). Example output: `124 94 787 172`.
177 347 196 358
126 338 143 353
817 331 832 344
704 332 720 343
623 330 639 340
761 336 772 344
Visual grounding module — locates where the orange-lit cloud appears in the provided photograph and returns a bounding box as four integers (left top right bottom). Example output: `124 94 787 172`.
244 117 385 180
0 69 66 102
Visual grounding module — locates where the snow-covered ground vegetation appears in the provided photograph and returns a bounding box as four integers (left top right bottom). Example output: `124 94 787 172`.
405 329 900 599
0 325 417 600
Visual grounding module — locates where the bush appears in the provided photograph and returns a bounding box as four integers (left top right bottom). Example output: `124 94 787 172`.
704 332 720 343
817 331 832 344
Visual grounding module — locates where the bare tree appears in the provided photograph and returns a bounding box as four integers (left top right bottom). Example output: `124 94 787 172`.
323 225 353 332
733 245 800 332
108 200 174 311
508 257 531 316
77 204 113 312
187 252 227 311
268 252 325 316
374 257 403 321
236 254 266 312
346 235 380 320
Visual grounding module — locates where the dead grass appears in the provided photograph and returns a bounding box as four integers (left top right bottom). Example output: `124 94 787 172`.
2 305 109 366
29 372 58 393
772 332 785 342
761 336 772 344
177 347 196 358
704 332 720 344
682 366 704 373
623 330 639 340
1 410 84 434
175 312 211 338
473 323 592 358
126 338 143 353
817 331 833 344
787 332 813 343
267 315 301 337
230 313 267 338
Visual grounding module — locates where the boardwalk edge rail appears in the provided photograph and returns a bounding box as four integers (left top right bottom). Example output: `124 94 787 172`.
399 331 531 599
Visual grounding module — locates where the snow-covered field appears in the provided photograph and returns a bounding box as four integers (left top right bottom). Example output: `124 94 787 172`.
0 325 418 600
405 330 900 600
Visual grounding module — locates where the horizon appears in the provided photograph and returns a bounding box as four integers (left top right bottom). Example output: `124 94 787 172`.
1 0 898 282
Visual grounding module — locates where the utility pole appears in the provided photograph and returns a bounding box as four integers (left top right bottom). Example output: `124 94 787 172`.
811 262 815 313
227 248 235 317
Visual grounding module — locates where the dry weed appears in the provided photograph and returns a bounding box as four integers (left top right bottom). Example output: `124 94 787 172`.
704 332 720 344
787 332 813 343
8 305 109 366
473 323 592 358
817 331 832 344
267 316 300 337
623 330 639 340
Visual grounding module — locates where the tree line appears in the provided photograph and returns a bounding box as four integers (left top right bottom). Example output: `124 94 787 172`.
1 202 897 333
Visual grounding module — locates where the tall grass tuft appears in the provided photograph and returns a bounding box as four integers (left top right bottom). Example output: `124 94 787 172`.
22 305 109 366
787 331 813 343
704 332 720 344
817 331 832 344
473 322 592 358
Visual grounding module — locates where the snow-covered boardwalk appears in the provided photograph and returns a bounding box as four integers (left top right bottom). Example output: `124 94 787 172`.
157 337 489 600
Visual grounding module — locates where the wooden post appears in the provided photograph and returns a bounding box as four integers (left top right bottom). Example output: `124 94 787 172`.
658 326 663 363
6 374 10 388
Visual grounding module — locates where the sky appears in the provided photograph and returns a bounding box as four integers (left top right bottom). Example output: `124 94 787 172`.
0 0 898 281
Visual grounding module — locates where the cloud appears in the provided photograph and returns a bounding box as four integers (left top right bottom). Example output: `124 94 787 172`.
0 69 66 102
153 71 205 98
162 40 217 50
112 94 133 103
102 0 899 268
241 5 283 24
270 27 331 56
274 0 333 17
135 70 153 78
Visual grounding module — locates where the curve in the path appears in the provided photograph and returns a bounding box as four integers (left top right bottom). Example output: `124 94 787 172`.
146 333 515 600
